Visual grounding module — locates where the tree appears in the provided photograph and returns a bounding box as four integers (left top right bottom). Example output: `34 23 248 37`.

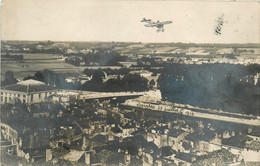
24 71 45 82
91 70 105 83
121 73 149 91
1 71 18 86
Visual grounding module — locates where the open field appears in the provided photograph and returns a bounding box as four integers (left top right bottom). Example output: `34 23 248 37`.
1 53 125 80
1 53 80 80
1 41 260 80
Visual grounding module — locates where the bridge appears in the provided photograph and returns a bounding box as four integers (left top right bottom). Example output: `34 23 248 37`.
123 100 260 126
57 90 147 100
79 91 145 100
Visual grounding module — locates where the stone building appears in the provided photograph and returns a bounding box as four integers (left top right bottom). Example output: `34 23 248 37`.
1 79 56 104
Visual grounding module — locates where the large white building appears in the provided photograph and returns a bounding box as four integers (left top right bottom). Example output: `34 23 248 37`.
1 79 57 104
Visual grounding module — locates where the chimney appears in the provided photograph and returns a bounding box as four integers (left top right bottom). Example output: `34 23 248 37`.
84 152 90 165
82 136 87 150
124 150 130 164
46 149 52 162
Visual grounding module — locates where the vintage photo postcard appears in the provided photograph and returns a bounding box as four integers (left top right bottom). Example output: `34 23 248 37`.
1 0 260 165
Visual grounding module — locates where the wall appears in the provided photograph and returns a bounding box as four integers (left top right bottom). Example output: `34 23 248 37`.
243 149 260 162
0 90 56 104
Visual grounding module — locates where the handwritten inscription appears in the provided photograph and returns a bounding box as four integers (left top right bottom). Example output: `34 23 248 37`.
214 15 224 35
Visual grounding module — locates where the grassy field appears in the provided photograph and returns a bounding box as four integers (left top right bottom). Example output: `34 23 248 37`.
1 53 80 80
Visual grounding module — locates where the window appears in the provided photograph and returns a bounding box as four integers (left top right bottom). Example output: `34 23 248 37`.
31 95 33 101
1 92 3 95
1 96 3 101
39 93 41 98
23 95 26 98
58 142 63 147
18 94 20 97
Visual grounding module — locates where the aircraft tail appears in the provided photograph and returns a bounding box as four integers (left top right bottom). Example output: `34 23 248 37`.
141 18 147 22
141 18 151 22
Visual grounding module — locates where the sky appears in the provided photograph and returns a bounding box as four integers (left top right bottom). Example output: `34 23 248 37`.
1 0 260 43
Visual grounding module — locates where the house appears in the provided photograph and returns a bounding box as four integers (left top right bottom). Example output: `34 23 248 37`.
146 126 168 148
167 128 188 152
0 123 19 155
222 134 251 155
60 150 84 162
52 91 79 104
142 152 153 166
185 130 221 154
118 122 137 138
88 116 107 134
173 152 198 166
49 126 76 148
74 119 92 135
1 79 56 104
59 149 102 165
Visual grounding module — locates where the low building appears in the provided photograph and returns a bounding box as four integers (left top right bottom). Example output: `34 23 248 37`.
146 127 168 148
168 128 188 151
173 152 198 166
1 79 56 104
52 91 79 103
0 123 19 155
186 52 210 56
119 123 136 138
185 130 222 154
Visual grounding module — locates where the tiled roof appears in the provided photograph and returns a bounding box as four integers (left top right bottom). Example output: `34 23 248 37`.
111 126 122 133
168 129 185 138
185 130 215 142
60 150 84 162
17 79 45 85
222 135 250 149
2 82 56 93
175 152 198 163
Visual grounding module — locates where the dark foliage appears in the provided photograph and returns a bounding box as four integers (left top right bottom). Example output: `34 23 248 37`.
157 63 260 115
82 73 149 92
64 57 81 66
83 50 126 66
1 71 18 86
2 52 24 60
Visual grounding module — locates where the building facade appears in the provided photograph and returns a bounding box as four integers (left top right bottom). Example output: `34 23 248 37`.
1 79 57 104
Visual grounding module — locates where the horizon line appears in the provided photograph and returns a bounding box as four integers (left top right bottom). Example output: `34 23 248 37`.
1 40 260 45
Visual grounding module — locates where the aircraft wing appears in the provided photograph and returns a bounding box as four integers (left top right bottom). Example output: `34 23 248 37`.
158 21 172 25
145 23 157 27
148 20 156 24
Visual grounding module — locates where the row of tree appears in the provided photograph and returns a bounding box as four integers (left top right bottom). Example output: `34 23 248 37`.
21 69 150 92
157 63 260 115
1 71 18 86
81 71 150 92
2 53 24 60
65 57 81 66
65 49 126 66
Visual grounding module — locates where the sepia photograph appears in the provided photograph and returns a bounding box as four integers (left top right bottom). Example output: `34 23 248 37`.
1 0 260 165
